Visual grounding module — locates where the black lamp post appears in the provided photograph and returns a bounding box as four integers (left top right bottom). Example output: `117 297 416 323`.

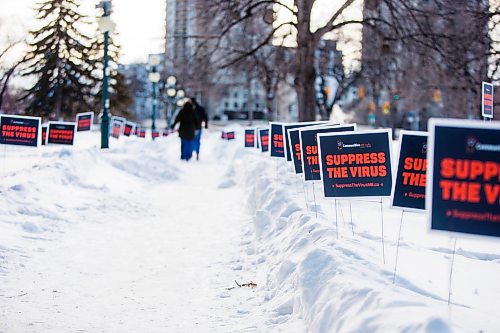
96 0 115 149
148 55 161 136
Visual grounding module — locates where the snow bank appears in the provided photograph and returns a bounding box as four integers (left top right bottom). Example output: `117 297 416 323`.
221 129 500 333
0 134 179 277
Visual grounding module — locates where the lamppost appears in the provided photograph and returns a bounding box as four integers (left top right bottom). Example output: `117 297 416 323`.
96 0 115 149
148 55 161 135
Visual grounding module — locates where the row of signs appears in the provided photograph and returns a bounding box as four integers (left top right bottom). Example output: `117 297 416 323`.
0 115 76 146
245 119 498 238
0 113 162 147
109 116 168 140
243 127 269 151
0 112 96 147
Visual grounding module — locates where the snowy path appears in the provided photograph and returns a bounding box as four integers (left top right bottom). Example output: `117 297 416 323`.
0 136 262 332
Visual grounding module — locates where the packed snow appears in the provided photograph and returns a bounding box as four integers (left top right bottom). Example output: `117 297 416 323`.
0 127 499 332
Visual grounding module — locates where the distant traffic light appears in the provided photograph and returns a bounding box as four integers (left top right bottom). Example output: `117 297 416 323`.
382 101 390 115
392 89 401 101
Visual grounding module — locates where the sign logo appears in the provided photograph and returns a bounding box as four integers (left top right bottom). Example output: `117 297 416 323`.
337 140 343 150
466 136 478 153
422 143 427 154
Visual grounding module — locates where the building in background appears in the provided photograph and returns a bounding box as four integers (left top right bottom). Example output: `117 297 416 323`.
119 54 166 124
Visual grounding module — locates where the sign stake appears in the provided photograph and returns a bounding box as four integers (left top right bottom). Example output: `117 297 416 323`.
349 201 355 236
312 181 318 218
302 180 309 211
380 198 386 265
275 159 279 181
2 144 6 175
338 201 345 225
448 237 458 306
393 210 405 284
294 175 300 197
334 200 339 240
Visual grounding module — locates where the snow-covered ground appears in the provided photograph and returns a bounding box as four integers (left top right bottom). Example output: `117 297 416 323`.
0 128 499 332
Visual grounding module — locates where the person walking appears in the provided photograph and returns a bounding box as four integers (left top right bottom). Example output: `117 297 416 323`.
191 98 208 160
171 101 199 161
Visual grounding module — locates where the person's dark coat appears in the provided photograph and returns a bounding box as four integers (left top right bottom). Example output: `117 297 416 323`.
172 102 199 140
192 99 208 130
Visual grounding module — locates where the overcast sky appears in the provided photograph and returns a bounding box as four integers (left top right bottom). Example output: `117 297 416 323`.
0 0 165 64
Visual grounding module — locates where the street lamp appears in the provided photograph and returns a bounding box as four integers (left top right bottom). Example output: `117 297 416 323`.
149 55 161 135
176 89 185 104
96 0 115 149
165 75 182 129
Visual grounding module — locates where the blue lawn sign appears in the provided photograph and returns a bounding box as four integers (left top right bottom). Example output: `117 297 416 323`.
111 120 123 139
0 115 41 147
269 122 285 157
317 129 393 198
76 112 94 132
300 124 356 181
283 122 332 161
259 128 269 152
124 122 136 137
47 122 76 145
427 119 500 237
289 128 304 174
391 131 428 211
41 125 48 145
244 128 256 148
287 122 338 174
111 116 126 135
482 82 494 119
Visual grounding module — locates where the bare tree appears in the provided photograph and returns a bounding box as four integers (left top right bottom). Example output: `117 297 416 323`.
201 0 500 123
0 22 23 112
361 0 498 127
201 0 371 121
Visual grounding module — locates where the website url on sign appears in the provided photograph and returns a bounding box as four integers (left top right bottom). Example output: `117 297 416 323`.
334 182 381 189
449 209 500 223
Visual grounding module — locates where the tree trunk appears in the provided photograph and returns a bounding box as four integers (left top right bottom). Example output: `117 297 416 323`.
295 40 317 122
266 97 275 121
295 0 317 122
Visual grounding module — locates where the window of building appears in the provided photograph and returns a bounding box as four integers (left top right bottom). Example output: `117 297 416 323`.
234 102 239 108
